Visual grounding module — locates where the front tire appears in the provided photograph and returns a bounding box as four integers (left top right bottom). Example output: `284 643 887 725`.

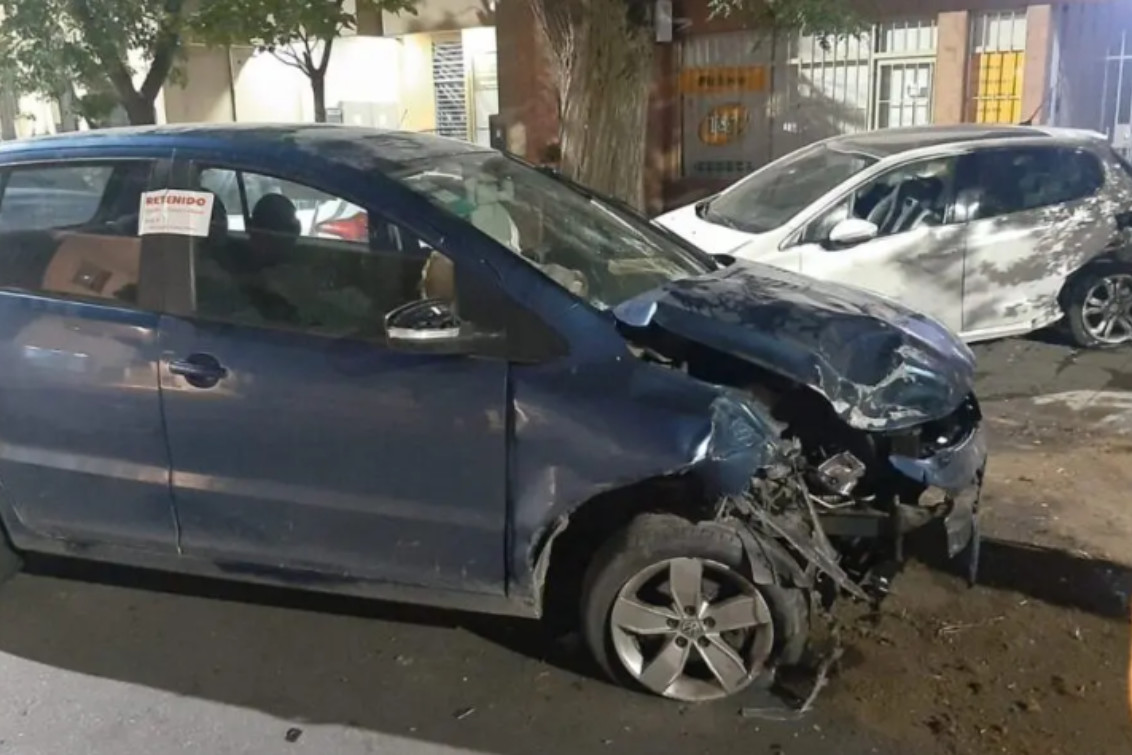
580 514 808 702
1064 264 1132 348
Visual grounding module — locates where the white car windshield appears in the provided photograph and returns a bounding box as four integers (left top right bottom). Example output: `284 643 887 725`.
702 145 877 234
393 153 714 310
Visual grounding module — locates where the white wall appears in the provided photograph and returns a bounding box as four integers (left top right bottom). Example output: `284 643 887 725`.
12 96 59 137
176 36 403 124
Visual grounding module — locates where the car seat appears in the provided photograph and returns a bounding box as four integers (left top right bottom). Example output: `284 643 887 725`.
250 193 302 238
890 177 945 233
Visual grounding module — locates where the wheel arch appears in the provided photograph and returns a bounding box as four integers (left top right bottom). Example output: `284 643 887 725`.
1057 252 1132 311
529 472 714 628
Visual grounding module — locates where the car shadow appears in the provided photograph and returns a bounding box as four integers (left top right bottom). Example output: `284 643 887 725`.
18 552 596 673
0 555 901 755
908 531 1132 620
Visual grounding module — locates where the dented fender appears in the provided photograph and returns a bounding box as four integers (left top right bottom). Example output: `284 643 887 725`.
508 358 788 614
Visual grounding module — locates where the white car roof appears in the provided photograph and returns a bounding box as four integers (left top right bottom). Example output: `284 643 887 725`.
821 124 1108 160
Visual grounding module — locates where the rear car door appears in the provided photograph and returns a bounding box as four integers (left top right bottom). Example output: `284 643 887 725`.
789 154 966 333
0 157 178 551
155 159 511 592
957 144 1112 338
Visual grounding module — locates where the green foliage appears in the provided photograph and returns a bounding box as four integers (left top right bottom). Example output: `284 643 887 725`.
0 0 190 124
193 0 418 120
193 0 418 76
708 0 864 40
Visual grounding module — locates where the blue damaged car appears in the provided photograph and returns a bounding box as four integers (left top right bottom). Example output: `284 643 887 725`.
0 125 985 703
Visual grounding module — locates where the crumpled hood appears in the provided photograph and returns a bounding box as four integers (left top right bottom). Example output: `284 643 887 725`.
614 261 977 432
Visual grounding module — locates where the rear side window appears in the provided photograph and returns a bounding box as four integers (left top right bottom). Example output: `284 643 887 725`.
958 146 1105 221
199 167 369 241
0 165 112 232
0 161 155 305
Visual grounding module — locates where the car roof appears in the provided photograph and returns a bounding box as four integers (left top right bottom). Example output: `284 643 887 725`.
0 123 493 173
824 124 1104 158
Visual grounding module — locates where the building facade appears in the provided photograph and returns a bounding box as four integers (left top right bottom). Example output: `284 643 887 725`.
161 0 500 144
495 0 1071 212
1 0 502 148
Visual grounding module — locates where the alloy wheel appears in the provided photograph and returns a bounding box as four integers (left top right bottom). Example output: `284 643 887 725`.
608 557 775 701
1081 273 1132 345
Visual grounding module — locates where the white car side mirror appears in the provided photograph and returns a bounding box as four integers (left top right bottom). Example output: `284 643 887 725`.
827 218 879 247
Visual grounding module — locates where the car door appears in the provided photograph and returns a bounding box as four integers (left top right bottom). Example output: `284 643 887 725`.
0 156 179 551
156 160 510 593
956 144 1111 338
787 154 966 334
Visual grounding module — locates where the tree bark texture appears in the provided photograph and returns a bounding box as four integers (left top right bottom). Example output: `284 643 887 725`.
311 71 327 122
530 0 654 210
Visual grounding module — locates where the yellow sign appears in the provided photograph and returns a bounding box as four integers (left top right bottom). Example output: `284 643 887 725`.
698 103 750 146
680 66 768 94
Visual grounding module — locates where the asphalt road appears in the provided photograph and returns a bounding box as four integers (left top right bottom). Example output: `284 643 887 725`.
0 331 1128 755
972 330 1132 404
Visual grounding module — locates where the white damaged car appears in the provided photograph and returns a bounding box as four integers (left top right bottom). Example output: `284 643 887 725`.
656 125 1132 348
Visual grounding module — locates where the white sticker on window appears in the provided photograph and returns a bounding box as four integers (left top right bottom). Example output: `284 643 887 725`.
138 190 215 237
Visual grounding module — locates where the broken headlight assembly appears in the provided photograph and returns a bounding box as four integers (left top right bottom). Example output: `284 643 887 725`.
888 394 982 459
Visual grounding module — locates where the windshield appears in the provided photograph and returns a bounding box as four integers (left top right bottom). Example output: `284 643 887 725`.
391 153 713 310
703 145 877 233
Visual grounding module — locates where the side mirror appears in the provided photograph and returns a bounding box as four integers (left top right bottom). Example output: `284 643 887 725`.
384 298 503 355
826 218 878 248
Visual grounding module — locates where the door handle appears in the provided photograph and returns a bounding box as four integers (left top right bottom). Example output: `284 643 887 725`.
168 353 228 389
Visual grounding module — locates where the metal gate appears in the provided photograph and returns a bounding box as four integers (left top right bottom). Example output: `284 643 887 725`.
432 37 468 140
677 30 775 182
1049 1 1132 157
873 19 938 128
1102 31 1132 155
677 20 938 180
967 10 1028 124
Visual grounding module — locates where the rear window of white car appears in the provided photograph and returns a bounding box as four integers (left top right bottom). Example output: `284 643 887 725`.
702 146 876 234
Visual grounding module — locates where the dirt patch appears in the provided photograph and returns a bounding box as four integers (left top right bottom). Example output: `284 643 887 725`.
981 441 1132 565
827 562 1132 755
818 402 1132 754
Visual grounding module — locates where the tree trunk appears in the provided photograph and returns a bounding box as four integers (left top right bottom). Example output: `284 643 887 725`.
311 72 328 123
123 97 157 126
534 0 654 210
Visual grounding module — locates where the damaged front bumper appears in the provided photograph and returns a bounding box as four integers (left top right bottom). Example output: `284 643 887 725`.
889 422 987 582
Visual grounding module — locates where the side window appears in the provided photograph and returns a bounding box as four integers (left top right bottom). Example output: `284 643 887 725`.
1052 148 1104 204
199 167 372 242
191 166 459 339
0 161 154 305
802 156 958 244
1 165 112 232
957 147 1104 222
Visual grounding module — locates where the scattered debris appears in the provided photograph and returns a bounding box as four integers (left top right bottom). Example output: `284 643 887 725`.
935 615 1005 637
453 706 476 721
741 625 846 721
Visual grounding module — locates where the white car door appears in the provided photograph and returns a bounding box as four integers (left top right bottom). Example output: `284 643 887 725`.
956 144 1114 340
784 155 967 334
